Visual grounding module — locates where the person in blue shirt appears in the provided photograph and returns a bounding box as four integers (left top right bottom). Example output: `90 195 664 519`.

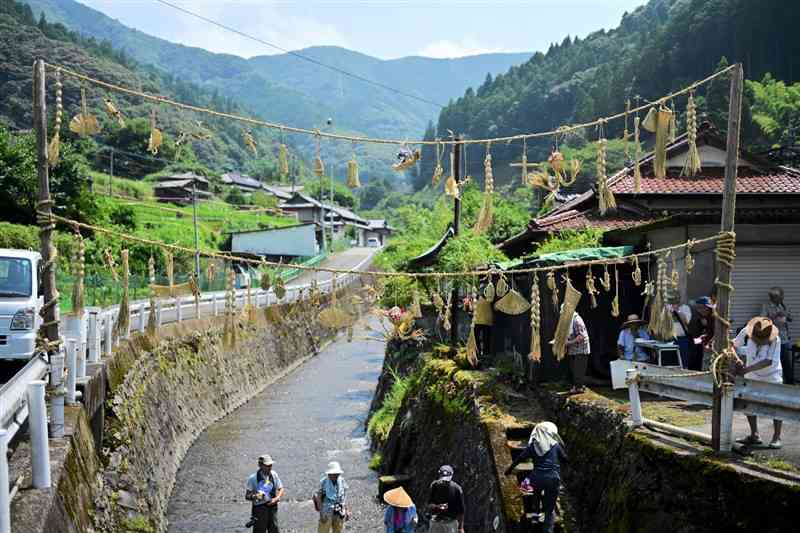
313 461 350 532
504 422 567 533
245 454 284 533
617 314 651 362
383 486 418 532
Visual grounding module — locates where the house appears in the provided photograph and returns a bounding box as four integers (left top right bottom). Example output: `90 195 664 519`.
261 183 298 202
221 172 263 193
153 172 211 204
500 122 800 337
324 205 370 244
229 223 318 260
364 219 396 246
279 192 325 225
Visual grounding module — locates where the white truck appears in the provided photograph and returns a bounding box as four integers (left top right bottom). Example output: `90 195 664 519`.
0 249 42 360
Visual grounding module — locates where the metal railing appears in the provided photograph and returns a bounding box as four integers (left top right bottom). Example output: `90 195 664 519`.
611 360 800 452
0 251 375 531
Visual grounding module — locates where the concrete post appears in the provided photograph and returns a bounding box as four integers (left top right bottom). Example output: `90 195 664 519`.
138 303 146 332
27 381 51 489
76 337 86 379
49 351 65 438
66 339 77 405
87 310 100 363
719 383 735 452
176 297 183 323
627 369 643 427
0 430 9 533
212 293 218 316
103 312 112 356
156 300 163 326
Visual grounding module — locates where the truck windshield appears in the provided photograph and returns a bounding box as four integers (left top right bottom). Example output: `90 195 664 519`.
0 257 32 297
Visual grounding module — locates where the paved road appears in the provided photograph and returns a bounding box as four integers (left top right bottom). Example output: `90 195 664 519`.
166 315 385 533
287 247 376 289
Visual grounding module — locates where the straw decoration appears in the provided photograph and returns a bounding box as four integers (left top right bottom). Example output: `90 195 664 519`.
69 86 100 137
243 128 257 155
410 289 422 319
346 153 361 188
113 249 130 340
685 240 696 273
648 254 673 340
682 92 701 177
597 135 616 215
601 263 612 292
465 312 479 368
103 97 125 127
48 69 62 167
494 278 531 315
474 143 494 235
518 138 529 185
314 134 325 177
623 99 631 159
668 101 678 144
147 109 163 155
631 255 642 286
654 106 672 179
392 147 421 172
260 268 271 291
585 267 599 309
432 142 444 185
103 248 118 282
442 290 452 332
529 273 542 363
611 265 620 318
552 276 581 362
547 270 559 310
71 225 85 316
146 255 158 336
245 275 257 323
279 143 290 178
223 266 237 347
671 252 680 293
444 148 459 198
633 116 642 194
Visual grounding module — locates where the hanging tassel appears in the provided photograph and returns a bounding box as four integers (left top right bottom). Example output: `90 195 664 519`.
103 248 118 282
474 144 494 235
682 92 701 177
671 252 680 294
69 86 101 137
48 69 62 167
313 133 325 177
585 267 599 309
410 289 422 319
444 148 459 198
685 240 696 274
611 265 620 318
654 106 672 179
529 273 542 363
552 276 582 362
432 142 444 185
601 263 612 292
632 255 642 287
346 153 361 188
224 267 237 347
465 313 479 368
71 225 85 315
103 97 125 127
596 136 616 215
547 270 559 311
147 109 163 155
668 101 678 143
279 143 290 178
113 250 130 340
633 116 642 194
243 128 257 155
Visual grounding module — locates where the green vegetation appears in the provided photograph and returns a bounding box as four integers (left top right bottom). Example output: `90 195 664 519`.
368 452 383 471
533 228 606 255
747 74 800 147
367 370 410 447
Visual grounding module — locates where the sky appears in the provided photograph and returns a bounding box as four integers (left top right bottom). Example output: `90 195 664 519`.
75 0 647 60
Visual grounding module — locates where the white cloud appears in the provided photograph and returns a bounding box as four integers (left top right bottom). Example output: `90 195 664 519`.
417 38 514 59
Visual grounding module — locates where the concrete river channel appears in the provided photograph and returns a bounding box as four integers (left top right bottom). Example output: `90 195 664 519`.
167 316 385 532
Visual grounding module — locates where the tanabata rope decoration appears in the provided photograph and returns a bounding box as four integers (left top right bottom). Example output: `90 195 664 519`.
596 132 616 215
585 267 599 309
601 263 612 292
547 270 559 311
71 224 85 316
113 249 130 340
671 252 680 293
444 147 459 198
223 266 237 347
643 105 673 179
648 254 674 340
682 92 701 177
685 239 696 273
494 276 531 315
313 132 325 177
346 152 361 189
465 309 479 368
623 99 631 159
46 61 736 147
528 273 542 363
69 86 101 137
103 248 118 282
103 97 125 127
148 109 163 155
631 255 642 286
410 288 423 319
392 145 421 172
432 141 444 185
518 137 530 185
552 275 581 362
611 265 620 318
474 142 494 235
279 142 290 178
48 68 63 167
668 101 678 144
243 128 257 155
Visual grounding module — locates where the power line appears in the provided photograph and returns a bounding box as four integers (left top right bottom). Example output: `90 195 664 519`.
152 0 444 109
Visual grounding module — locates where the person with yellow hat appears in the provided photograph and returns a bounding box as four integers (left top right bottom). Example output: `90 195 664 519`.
382 486 418 532
734 317 784 448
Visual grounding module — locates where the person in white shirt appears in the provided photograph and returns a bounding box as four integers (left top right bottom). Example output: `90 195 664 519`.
734 317 784 448
667 294 692 369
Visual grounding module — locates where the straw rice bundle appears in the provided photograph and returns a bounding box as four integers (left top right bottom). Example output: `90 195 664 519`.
465 324 479 368
596 138 616 215
474 298 494 326
611 266 620 318
71 228 85 316
103 98 125 127
681 93 701 177
69 87 100 137
585 268 599 309
648 255 674 340
147 110 162 155
547 271 559 310
529 274 542 363
474 151 494 235
279 144 290 177
313 155 325 177
668 103 678 144
552 278 581 361
654 106 673 179
48 69 63 167
494 289 531 315
601 263 612 292
346 155 361 188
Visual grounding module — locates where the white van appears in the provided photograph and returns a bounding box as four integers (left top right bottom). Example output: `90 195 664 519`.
0 250 42 360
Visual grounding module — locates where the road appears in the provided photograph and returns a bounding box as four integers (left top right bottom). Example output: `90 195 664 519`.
287 247 376 288
166 314 385 532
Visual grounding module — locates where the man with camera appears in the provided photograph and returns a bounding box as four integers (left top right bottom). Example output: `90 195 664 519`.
427 465 465 533
313 461 350 533
245 454 284 533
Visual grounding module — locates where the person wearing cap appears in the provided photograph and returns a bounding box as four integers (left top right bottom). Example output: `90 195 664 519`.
383 486 418 532
686 296 715 371
734 317 784 448
427 465 465 533
762 286 794 384
313 461 350 533
668 294 693 369
504 422 567 533
244 455 284 533
617 314 651 362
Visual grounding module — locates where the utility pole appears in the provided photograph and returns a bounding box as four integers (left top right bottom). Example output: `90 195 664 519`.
108 148 114 195
330 164 335 245
33 59 60 346
192 180 201 279
450 137 462 347
711 62 744 453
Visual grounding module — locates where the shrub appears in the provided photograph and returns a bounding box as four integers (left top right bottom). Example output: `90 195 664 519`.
367 370 410 446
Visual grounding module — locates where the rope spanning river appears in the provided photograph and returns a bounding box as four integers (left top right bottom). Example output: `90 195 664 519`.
167 316 385 532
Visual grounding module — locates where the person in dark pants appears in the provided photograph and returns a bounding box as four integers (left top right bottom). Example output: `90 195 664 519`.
762 287 794 384
505 422 567 533
427 465 465 533
564 309 590 394
685 297 715 371
245 454 284 533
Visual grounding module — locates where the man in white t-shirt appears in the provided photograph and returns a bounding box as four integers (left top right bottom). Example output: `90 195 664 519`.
733 317 784 448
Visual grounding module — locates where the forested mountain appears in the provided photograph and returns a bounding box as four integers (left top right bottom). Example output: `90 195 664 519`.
427 0 800 189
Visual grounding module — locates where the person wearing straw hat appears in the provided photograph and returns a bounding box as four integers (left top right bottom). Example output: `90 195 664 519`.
383 486 418 532
427 465 465 533
313 461 350 533
244 454 284 533
734 317 785 448
617 314 651 362
504 422 567 533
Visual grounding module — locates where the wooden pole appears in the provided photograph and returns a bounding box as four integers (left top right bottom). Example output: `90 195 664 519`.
33 59 60 346
450 137 462 347
711 62 744 452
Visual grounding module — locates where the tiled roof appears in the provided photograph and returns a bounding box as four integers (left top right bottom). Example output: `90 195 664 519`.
612 167 800 195
532 208 657 232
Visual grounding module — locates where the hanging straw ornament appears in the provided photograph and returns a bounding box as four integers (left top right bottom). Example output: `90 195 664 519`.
279 142 290 179
529 273 542 363
601 263 612 292
671 252 680 293
346 152 361 189
633 116 642 194
260 268 271 291
474 142 494 235
103 248 119 282
685 240 696 274
274 273 286 300
431 141 445 186
444 147 459 198
668 101 678 144
585 267 599 309
48 69 63 167
71 224 85 316
146 255 158 336
147 109 163 155
623 99 631 159
645 105 673 179
648 254 673 340
596 127 617 215
518 137 530 185
494 276 531 315
552 275 582 362
313 133 325 177
113 249 130 340
496 275 509 298
611 265 620 318
243 128 257 155
393 144 421 172
174 132 189 162
682 92 701 177
547 270 559 310
103 97 125 127
442 290 452 331
465 314 479 368
631 255 642 286
410 288 423 319
223 266 237 347
69 86 101 137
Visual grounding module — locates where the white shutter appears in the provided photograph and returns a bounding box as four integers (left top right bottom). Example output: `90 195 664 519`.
730 246 800 341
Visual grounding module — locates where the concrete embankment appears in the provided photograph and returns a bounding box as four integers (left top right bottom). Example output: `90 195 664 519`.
367 341 800 533
12 285 364 533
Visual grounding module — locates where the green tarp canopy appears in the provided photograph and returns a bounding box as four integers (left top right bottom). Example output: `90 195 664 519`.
500 246 634 270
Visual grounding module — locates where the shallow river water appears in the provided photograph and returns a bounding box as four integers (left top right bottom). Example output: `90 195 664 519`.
167 316 385 533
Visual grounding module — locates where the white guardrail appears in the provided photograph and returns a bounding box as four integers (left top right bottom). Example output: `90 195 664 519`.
0 251 375 532
611 360 800 452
